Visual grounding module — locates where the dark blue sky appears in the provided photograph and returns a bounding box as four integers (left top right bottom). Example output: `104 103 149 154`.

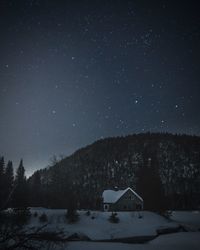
0 0 200 175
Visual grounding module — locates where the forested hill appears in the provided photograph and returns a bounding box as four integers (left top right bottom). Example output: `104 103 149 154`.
29 133 200 210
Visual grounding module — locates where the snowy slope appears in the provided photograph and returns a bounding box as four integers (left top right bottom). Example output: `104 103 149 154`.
66 232 200 250
28 208 178 240
171 211 200 230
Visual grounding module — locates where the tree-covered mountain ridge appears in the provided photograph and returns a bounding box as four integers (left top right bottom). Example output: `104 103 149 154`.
30 133 200 209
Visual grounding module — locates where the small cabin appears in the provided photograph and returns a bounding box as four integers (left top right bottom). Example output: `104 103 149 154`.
102 187 143 211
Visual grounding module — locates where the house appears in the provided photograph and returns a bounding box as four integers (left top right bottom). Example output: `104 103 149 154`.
102 187 143 211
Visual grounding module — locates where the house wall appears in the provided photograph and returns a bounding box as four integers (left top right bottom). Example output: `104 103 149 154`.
106 189 143 211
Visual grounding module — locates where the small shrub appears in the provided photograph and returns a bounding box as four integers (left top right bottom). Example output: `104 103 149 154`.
33 212 38 217
85 210 91 216
39 213 48 223
138 213 143 219
91 212 96 219
109 212 119 223
161 210 172 220
66 209 79 223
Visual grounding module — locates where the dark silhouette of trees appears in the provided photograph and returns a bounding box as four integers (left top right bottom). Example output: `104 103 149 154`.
1 132 200 211
0 157 5 209
26 133 200 210
29 170 42 207
4 161 14 208
136 157 165 212
66 188 79 223
13 159 28 208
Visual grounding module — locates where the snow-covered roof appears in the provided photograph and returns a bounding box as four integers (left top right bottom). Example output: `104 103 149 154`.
102 187 143 203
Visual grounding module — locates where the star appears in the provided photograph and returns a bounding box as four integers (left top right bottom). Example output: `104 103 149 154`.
0 0 199 176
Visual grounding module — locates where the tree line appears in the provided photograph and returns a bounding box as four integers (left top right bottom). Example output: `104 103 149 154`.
0 157 28 210
0 154 165 212
0 156 76 212
28 132 199 211
1 133 200 212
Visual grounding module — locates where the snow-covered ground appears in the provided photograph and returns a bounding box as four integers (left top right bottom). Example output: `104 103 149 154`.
171 211 200 230
4 208 200 249
28 208 178 240
37 232 200 250
66 232 200 250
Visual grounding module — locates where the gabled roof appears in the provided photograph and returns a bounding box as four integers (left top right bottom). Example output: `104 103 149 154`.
102 187 143 204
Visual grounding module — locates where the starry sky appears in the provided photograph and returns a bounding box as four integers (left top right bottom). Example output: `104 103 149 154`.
0 0 200 175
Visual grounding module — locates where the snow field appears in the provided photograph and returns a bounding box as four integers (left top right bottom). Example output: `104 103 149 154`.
28 209 178 240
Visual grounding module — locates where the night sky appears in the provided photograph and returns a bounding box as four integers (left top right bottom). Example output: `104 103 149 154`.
0 0 200 175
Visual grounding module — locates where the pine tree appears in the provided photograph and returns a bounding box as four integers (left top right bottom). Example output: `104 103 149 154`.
13 159 28 208
4 161 14 208
0 157 5 209
16 159 26 182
